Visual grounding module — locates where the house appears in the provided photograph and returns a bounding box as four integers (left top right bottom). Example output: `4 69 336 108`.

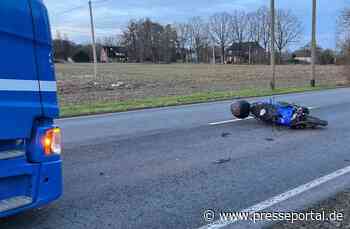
293 49 312 64
100 46 128 63
292 44 330 64
207 46 221 64
226 42 266 64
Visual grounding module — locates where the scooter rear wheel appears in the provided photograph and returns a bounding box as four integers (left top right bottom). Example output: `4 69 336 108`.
305 116 328 127
291 116 328 129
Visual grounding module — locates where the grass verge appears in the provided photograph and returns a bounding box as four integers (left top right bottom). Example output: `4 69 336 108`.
60 85 337 117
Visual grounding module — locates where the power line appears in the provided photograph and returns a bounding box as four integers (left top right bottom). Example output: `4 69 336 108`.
53 29 116 36
92 0 110 5
53 0 110 17
53 5 86 16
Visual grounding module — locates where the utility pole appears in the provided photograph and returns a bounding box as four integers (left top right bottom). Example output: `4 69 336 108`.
89 0 98 80
311 0 317 87
270 0 276 90
212 46 216 64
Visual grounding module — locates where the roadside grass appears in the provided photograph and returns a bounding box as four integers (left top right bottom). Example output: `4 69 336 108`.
60 85 336 117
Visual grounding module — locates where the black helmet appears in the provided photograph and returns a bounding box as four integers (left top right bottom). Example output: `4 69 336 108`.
231 100 251 119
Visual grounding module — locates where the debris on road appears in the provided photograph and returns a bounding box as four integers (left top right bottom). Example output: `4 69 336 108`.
221 132 232 138
213 158 232 165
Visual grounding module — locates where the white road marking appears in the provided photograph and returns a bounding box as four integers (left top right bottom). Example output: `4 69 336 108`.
199 165 350 229
209 117 254 125
209 107 319 126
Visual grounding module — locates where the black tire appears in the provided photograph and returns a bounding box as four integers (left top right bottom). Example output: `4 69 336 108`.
231 101 251 119
305 116 328 127
301 107 310 115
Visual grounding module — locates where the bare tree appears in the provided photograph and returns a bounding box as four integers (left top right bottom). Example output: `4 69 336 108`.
53 31 76 61
231 10 249 64
275 9 303 62
121 19 177 63
342 8 350 26
161 24 178 63
246 11 264 64
174 23 190 63
208 12 233 64
100 35 122 46
255 7 271 63
119 7 303 65
188 17 208 63
232 10 249 44
337 8 350 50
256 7 270 53
247 12 262 43
53 31 64 60
121 20 138 62
337 8 350 81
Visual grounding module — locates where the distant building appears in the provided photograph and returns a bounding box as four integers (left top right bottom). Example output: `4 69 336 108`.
100 46 128 63
293 49 312 64
208 46 222 64
100 48 108 63
294 56 312 64
292 44 332 64
226 42 266 64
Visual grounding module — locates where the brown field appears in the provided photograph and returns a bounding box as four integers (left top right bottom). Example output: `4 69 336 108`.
55 63 348 106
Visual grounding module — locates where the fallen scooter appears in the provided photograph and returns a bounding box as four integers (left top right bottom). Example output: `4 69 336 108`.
231 100 328 129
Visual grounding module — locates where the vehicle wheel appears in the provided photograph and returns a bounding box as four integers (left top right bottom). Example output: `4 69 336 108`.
305 116 328 127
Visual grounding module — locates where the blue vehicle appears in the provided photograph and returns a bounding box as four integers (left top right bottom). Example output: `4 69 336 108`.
231 100 328 129
0 0 62 217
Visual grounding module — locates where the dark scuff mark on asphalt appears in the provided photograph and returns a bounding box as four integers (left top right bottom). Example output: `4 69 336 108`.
221 132 232 138
213 158 232 165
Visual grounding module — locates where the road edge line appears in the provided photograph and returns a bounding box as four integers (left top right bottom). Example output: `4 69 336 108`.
198 165 350 229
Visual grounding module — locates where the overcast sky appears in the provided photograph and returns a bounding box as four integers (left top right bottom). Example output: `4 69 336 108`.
44 0 348 50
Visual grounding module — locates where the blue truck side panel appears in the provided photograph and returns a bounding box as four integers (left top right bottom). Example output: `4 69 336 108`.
0 0 62 217
30 0 59 118
0 91 42 139
0 0 42 139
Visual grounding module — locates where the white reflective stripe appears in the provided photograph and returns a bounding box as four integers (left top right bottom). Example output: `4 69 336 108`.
39 81 57 92
0 79 39 91
0 79 56 92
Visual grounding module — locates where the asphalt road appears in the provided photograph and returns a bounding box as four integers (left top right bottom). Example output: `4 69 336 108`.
1 88 350 229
